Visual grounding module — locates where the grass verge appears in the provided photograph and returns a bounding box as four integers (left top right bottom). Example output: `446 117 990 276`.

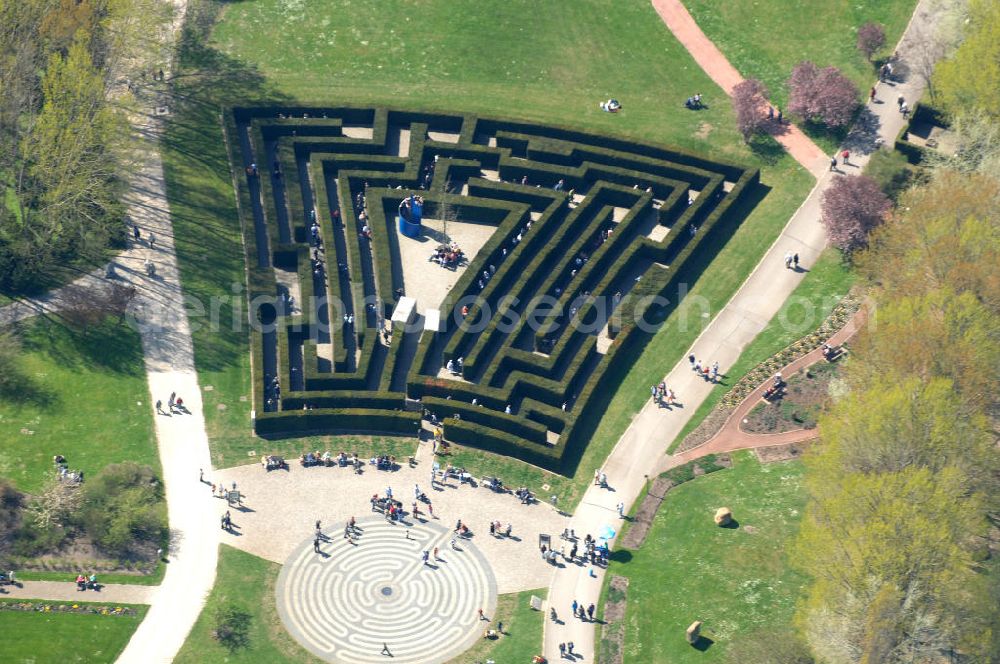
175 544 322 663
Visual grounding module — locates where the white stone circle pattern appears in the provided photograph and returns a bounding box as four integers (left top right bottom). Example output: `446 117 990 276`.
276 517 498 663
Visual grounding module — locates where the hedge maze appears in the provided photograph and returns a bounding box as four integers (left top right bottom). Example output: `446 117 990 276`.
227 106 759 472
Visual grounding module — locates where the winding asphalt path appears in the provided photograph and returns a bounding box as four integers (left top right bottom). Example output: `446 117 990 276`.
541 1 941 661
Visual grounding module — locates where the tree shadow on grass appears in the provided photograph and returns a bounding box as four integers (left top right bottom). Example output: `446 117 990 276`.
34 316 146 375
153 0 292 376
0 371 59 408
748 133 786 166
608 549 633 564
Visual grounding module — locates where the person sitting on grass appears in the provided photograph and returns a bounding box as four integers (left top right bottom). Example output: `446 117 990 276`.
600 98 622 113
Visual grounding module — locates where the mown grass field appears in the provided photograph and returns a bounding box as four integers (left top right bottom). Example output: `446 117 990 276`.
175 544 323 664
448 588 547 664
684 0 917 109
0 601 148 663
605 451 808 663
0 316 157 495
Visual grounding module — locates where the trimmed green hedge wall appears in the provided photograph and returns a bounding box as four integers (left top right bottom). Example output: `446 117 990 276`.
255 408 420 436
230 105 758 468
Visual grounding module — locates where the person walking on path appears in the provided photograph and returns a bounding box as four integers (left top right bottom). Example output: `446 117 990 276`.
587 603 595 621
313 537 321 554
870 86 877 103
559 643 566 657
830 154 838 171
148 233 156 249
793 253 800 269
381 643 392 657
156 399 165 415
784 252 793 269
617 501 625 518
841 149 850 166
572 599 578 616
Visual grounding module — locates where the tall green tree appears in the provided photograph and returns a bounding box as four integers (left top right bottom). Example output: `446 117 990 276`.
20 30 127 265
813 375 997 501
797 466 991 663
934 0 1000 123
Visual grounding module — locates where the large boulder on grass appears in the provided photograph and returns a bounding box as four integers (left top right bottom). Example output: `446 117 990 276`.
714 507 732 526
686 620 702 645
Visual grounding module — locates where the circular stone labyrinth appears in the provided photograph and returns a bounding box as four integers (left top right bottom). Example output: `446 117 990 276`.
276 517 498 663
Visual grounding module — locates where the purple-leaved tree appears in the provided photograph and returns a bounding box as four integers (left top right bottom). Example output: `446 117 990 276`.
731 78 770 142
788 61 860 127
856 22 886 62
820 174 892 252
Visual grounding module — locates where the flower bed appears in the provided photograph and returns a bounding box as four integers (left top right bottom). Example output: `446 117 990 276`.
0 600 139 617
675 291 861 452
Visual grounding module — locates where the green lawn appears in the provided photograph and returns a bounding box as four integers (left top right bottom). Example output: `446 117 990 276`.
668 247 855 452
0 316 158 494
175 545 323 663
212 0 751 158
683 0 918 151
604 451 808 663
449 588 547 664
0 601 148 664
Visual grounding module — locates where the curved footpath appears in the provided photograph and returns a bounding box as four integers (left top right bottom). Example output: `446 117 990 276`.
666 306 867 469
542 1 941 661
650 0 828 175
1 2 215 662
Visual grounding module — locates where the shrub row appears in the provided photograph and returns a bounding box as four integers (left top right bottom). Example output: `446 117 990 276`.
281 389 404 410
442 418 561 471
422 396 548 443
255 408 420 436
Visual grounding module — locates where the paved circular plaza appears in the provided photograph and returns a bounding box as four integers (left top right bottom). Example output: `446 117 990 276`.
276 517 498 663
